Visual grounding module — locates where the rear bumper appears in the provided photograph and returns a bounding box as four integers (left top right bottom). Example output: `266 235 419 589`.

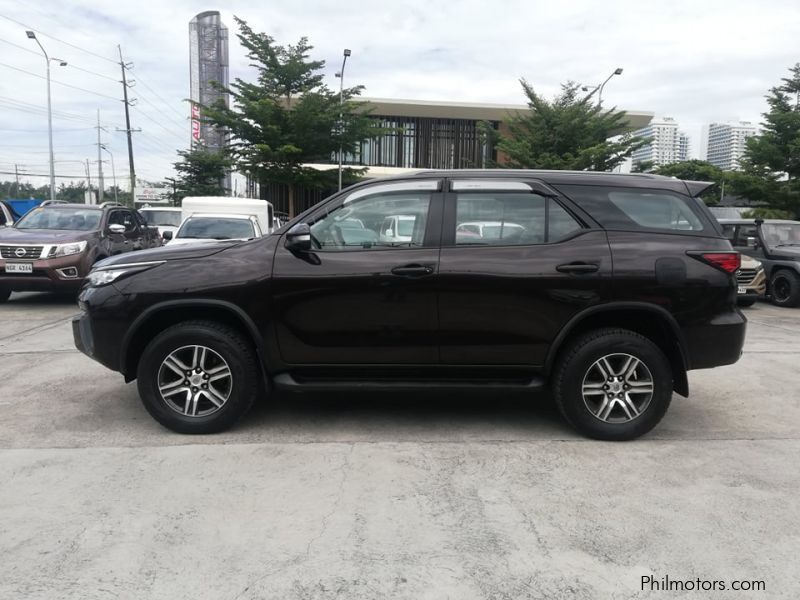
683 308 747 370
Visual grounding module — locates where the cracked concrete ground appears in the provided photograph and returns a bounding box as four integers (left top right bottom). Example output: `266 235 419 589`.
1 292 799 599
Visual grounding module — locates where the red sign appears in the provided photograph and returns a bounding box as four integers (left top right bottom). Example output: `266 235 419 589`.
191 104 201 142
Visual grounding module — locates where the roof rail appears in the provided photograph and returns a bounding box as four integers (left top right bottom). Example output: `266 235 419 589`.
40 200 68 206
99 201 124 208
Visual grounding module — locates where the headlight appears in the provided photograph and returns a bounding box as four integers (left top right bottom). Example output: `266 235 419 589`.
87 261 164 287
53 240 87 257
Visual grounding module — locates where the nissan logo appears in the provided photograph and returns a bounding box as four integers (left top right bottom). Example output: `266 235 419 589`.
14 247 26 258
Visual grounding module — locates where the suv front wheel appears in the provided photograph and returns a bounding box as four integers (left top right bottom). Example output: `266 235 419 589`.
136 320 260 434
770 270 800 307
553 328 673 441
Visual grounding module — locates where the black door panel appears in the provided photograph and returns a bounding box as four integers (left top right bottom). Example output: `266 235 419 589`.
438 230 612 366
272 247 439 364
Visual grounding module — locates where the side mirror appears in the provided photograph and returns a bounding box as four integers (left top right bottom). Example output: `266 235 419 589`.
285 223 312 253
162 230 173 241
746 236 758 249
108 224 125 234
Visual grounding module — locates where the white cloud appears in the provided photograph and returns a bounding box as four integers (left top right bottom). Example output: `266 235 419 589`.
0 0 797 187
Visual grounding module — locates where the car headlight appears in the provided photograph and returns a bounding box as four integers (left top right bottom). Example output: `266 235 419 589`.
53 240 87 257
87 261 164 287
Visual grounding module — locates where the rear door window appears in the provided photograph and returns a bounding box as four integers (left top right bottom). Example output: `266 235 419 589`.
556 185 706 232
453 193 581 246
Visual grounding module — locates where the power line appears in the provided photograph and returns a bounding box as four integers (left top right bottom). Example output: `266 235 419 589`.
0 37 121 83
0 61 120 101
129 68 188 121
130 104 186 142
0 13 118 65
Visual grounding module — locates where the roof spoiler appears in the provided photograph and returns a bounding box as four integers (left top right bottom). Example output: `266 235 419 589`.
684 180 716 197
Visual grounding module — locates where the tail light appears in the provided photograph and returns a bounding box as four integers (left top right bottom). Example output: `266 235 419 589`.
689 252 741 273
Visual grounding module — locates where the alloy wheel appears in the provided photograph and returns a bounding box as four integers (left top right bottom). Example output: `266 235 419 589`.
581 353 654 424
157 345 232 417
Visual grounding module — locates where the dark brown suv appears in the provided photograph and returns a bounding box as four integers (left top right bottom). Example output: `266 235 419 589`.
73 171 746 440
0 202 160 301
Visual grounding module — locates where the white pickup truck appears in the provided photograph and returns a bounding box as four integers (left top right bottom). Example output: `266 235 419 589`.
165 197 275 246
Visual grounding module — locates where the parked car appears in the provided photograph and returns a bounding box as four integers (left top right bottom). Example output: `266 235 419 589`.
164 197 275 245
166 214 262 245
0 200 24 226
456 221 526 244
0 202 160 301
138 206 182 241
719 218 800 307
735 255 766 307
379 214 417 244
73 171 746 440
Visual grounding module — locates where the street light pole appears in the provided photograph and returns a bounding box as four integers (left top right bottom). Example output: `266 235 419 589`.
583 67 624 106
26 30 66 202
100 145 118 203
335 48 351 192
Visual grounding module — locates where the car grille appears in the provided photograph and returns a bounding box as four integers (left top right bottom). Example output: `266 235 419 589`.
737 268 758 285
0 245 43 259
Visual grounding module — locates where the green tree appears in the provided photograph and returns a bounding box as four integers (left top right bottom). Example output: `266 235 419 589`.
171 145 232 202
487 80 648 171
650 160 726 203
737 63 800 216
202 18 379 216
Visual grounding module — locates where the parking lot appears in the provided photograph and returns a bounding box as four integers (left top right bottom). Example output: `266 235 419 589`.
1 292 799 599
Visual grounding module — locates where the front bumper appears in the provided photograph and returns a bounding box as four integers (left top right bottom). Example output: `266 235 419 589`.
737 269 767 297
72 285 127 373
0 254 88 293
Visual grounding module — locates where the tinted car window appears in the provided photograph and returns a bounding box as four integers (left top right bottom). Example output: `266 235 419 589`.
454 193 580 246
108 210 137 231
556 185 705 232
309 192 430 250
141 210 182 227
15 207 101 231
177 217 255 240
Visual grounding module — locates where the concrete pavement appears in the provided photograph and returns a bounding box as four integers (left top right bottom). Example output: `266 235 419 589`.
1 292 799 599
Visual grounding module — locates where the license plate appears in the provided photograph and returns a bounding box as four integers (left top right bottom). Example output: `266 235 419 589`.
4 263 33 274
738 286 747 295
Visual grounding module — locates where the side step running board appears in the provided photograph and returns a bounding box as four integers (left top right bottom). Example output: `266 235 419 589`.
273 373 546 393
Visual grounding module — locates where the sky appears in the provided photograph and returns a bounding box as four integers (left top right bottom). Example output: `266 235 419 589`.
0 0 798 191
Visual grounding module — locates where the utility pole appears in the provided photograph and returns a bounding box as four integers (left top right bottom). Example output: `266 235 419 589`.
118 45 138 200
95 109 105 203
85 159 93 204
13 164 19 198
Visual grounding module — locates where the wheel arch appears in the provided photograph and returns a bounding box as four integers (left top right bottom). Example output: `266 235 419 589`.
545 303 690 397
121 299 266 382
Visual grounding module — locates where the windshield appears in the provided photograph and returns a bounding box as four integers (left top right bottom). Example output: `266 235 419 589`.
176 217 255 240
141 210 181 227
15 207 101 231
761 223 800 247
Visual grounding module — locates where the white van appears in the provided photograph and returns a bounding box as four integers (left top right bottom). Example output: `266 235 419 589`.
166 197 275 246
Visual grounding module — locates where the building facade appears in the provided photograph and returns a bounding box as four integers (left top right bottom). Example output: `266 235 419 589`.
704 121 758 170
262 97 654 215
188 11 229 151
631 117 689 169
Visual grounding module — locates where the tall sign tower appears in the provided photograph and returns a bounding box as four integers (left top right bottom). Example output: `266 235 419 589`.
189 11 229 151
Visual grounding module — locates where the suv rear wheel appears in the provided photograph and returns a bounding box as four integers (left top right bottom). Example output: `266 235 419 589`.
770 270 800 308
553 328 673 441
136 320 260 434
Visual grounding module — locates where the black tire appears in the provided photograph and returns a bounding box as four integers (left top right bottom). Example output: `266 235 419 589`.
553 328 673 441
770 270 800 308
737 297 757 307
136 320 260 434
0 287 10 303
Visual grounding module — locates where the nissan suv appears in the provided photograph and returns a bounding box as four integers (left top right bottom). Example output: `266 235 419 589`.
0 202 160 301
73 171 746 440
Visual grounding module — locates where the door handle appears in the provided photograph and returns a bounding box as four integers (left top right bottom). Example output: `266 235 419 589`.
556 262 599 274
391 264 435 277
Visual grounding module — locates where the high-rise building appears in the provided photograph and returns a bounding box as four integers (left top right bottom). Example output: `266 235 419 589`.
189 11 229 151
631 117 689 168
704 121 758 170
